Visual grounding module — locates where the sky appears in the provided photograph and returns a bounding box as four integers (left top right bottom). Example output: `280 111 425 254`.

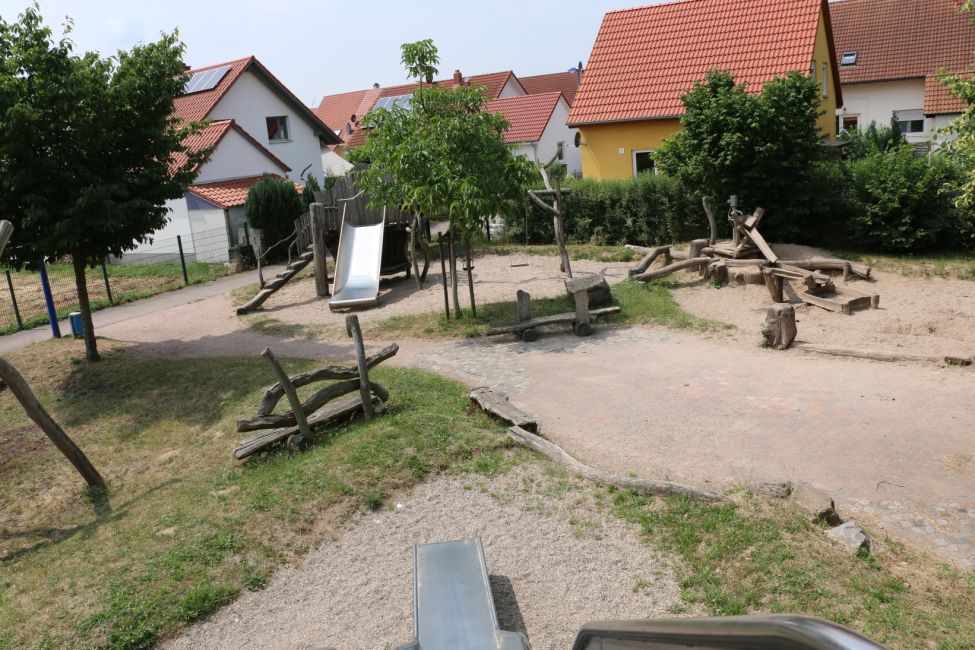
0 0 660 106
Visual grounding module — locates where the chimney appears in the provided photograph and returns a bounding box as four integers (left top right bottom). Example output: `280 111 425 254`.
346 122 353 136
183 64 191 71
453 69 463 84
373 82 380 89
576 61 583 84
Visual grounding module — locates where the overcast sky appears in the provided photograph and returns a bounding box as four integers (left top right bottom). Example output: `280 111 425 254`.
0 0 660 106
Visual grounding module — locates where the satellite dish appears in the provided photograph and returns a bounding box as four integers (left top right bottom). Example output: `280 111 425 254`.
574 131 582 147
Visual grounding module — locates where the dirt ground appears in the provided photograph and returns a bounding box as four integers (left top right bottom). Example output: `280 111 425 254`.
163 466 689 650
252 252 633 329
669 243 975 358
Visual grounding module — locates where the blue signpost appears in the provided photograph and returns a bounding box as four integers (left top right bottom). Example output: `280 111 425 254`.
38 258 61 338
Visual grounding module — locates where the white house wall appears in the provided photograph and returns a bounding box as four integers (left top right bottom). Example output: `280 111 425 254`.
211 70 325 183
538 98 582 177
195 128 287 184
498 76 526 99
839 79 926 142
322 149 354 177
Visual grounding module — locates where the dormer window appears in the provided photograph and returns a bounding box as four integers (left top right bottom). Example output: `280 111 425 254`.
840 51 857 66
266 116 290 142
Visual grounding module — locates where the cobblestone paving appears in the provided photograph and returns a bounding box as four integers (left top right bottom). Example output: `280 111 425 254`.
411 325 975 568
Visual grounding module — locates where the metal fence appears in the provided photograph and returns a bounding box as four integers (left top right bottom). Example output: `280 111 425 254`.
0 226 232 335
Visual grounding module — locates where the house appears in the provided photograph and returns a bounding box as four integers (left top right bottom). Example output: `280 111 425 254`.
830 0 975 150
568 0 842 180
484 91 581 175
144 56 340 262
315 68 582 176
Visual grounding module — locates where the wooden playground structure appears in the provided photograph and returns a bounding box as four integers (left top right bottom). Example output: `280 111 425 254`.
628 196 878 315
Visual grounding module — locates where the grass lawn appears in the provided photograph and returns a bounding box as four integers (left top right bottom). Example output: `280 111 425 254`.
0 339 973 648
1 262 231 335
828 250 975 281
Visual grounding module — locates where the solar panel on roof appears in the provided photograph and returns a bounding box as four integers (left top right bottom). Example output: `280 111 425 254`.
372 93 413 112
184 65 231 95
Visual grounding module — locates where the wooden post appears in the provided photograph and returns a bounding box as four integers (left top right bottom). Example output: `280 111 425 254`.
345 315 374 419
572 289 592 336
465 233 476 318
448 227 461 319
261 348 313 439
409 216 421 290
516 290 532 323
0 357 105 488
310 203 331 297
702 196 718 246
762 304 797 350
438 234 450 320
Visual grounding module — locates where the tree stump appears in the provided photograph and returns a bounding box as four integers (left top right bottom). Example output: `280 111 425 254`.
687 238 709 260
762 304 797 350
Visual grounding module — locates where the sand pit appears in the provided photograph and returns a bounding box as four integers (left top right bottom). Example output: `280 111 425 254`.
667 244 975 358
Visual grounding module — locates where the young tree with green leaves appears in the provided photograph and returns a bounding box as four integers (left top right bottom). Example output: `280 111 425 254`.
352 39 536 316
0 6 208 361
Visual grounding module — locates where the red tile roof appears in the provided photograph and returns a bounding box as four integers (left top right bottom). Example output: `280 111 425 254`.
187 174 302 209
484 92 563 143
831 0 975 85
519 71 581 105
170 119 290 175
315 71 519 146
569 0 829 126
925 71 971 115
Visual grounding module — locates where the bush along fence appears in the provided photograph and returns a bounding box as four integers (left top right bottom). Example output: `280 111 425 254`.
0 226 232 335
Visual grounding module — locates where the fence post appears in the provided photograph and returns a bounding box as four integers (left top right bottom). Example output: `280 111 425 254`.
5 269 24 330
38 258 61 338
176 235 190 285
101 259 113 304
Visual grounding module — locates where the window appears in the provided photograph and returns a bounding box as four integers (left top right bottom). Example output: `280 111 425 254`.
840 51 857 66
810 60 816 78
633 150 655 176
841 115 859 132
822 63 828 97
266 116 290 141
895 110 925 134
556 141 565 161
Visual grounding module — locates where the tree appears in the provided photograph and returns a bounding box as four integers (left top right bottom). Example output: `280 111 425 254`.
352 40 536 316
655 69 824 241
244 175 305 254
0 6 208 361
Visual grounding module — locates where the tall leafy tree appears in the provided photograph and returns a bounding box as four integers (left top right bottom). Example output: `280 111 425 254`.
352 40 536 316
0 5 208 361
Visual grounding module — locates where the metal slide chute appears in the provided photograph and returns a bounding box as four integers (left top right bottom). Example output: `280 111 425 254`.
329 205 386 310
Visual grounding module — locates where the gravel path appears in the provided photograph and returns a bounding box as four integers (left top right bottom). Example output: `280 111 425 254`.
162 465 688 650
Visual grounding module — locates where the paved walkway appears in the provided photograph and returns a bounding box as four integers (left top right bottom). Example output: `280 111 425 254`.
409 326 975 568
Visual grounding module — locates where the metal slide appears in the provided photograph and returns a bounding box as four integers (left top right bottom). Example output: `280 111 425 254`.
329 207 386 310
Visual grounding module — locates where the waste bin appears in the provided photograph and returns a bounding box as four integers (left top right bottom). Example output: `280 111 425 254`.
68 311 84 338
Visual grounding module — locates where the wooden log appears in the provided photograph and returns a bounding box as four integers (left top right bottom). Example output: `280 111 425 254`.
256 343 399 415
0 357 105 488
239 378 389 432
506 426 726 502
792 343 972 366
261 348 313 439
762 304 797 350
565 273 612 307
234 393 382 460
628 246 672 276
762 268 784 303
702 196 718 245
310 204 331 297
744 225 777 262
687 238 709 260
632 257 710 282
516 290 532 323
236 251 314 314
775 258 871 279
484 306 620 336
0 221 13 256
572 289 592 337
469 387 537 432
345 315 374 419
626 244 687 261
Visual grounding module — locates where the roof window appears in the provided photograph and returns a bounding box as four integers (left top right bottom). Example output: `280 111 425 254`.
840 51 857 66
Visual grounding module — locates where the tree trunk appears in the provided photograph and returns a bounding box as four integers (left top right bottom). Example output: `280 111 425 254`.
465 233 476 318
448 225 461 319
0 356 105 488
72 254 100 362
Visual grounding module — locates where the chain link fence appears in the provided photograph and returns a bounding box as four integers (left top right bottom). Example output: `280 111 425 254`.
0 226 232 335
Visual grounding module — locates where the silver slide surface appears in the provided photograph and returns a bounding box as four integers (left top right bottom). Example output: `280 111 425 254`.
329 210 385 310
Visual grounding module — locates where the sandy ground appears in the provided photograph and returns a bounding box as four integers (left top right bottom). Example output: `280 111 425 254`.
254 252 632 329
669 244 975 358
162 465 688 650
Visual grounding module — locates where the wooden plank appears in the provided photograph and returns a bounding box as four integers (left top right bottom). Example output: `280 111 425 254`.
310 204 331 297
469 387 537 432
798 291 848 314
483 306 620 336
745 226 778 262
234 394 380 460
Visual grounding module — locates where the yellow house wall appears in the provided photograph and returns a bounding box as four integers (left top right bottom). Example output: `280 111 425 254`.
578 119 681 180
812 9 839 139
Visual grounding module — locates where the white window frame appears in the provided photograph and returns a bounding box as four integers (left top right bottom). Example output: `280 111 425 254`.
840 114 859 133
632 149 656 176
266 115 290 142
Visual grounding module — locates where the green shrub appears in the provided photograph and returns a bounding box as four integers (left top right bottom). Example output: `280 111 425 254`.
301 174 322 208
243 176 305 253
